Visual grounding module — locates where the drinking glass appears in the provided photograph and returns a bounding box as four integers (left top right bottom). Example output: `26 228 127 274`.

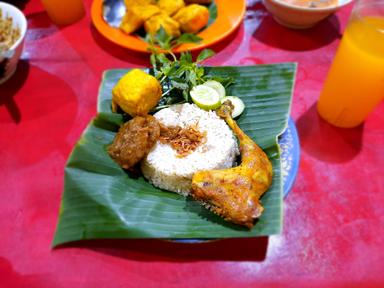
41 0 85 26
317 0 384 128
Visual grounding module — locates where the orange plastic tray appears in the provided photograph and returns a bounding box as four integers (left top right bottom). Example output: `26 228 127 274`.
91 0 246 53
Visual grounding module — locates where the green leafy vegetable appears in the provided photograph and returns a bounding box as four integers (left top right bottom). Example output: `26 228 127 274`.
146 27 202 52
208 1 218 26
196 49 215 62
175 33 203 46
149 48 233 111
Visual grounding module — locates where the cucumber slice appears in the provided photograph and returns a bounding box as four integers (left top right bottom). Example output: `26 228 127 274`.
202 80 226 100
190 85 221 110
221 96 245 118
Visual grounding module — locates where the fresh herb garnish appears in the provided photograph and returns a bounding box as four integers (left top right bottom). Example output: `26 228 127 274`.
146 27 203 52
146 27 234 112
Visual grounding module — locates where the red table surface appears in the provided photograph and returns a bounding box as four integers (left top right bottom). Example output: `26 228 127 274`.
1 0 384 287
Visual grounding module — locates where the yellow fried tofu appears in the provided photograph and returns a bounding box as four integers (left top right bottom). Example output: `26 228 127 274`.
112 69 162 117
120 5 161 34
124 0 155 8
185 0 212 3
173 4 209 34
158 0 185 16
144 14 181 37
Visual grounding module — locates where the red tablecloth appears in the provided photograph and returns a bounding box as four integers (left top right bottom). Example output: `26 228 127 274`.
1 0 384 287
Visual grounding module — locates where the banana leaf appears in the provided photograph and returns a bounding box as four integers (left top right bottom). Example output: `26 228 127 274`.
53 64 296 247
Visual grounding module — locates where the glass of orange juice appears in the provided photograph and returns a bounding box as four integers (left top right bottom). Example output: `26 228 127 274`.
41 0 85 26
317 0 384 128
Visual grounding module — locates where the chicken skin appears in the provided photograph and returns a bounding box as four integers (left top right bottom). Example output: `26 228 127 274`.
191 102 273 228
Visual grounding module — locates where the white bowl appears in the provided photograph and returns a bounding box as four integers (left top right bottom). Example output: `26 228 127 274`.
0 1 27 84
263 0 353 29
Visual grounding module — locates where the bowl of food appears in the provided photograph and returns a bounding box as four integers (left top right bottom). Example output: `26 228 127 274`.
263 0 353 29
0 2 27 84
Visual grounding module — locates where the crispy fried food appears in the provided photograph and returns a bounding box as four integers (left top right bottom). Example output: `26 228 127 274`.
158 0 185 16
120 4 161 34
159 124 206 157
191 101 273 228
173 4 209 34
144 13 181 37
112 69 162 117
185 0 212 3
124 0 156 8
108 115 160 170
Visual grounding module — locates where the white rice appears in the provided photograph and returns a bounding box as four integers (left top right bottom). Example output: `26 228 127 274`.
141 103 239 196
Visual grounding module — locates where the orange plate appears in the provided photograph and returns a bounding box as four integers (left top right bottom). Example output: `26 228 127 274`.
91 0 246 53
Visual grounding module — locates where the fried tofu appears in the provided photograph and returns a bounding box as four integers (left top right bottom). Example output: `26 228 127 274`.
185 0 212 3
112 69 162 117
173 4 209 34
144 13 181 37
120 4 161 34
124 0 156 7
158 0 185 16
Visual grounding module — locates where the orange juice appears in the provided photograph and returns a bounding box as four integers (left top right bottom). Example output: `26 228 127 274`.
41 0 85 26
317 15 384 128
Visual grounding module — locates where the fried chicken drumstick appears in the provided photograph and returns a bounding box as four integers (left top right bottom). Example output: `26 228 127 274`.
191 102 273 228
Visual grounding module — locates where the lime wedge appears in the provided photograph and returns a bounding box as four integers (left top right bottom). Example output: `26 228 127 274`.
202 80 226 100
221 96 245 118
190 85 221 110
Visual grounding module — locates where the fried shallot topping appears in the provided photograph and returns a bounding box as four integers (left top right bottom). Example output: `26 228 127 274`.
159 124 206 157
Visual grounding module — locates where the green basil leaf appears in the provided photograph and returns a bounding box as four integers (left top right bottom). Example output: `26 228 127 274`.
153 26 173 50
150 54 157 70
176 33 203 45
182 89 189 102
156 53 170 64
171 80 189 90
180 52 193 65
197 49 215 63
188 70 197 87
161 63 175 76
196 67 205 78
208 2 218 26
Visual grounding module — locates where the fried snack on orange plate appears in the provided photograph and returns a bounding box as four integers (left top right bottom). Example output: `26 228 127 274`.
185 0 212 3
112 69 162 117
158 0 185 16
120 4 161 34
124 0 155 7
144 13 181 37
173 4 209 34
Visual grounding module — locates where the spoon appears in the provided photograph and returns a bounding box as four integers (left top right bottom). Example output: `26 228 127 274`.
102 0 126 28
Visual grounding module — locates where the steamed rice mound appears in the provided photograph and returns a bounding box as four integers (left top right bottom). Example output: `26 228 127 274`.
141 103 239 196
